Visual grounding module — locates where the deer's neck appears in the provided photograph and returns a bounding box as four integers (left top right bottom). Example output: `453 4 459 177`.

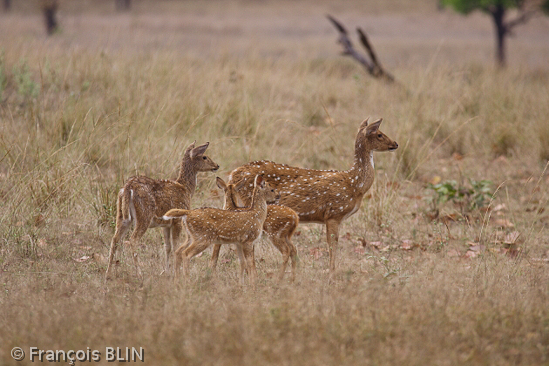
224 193 239 210
250 189 268 221
176 158 197 200
349 140 375 193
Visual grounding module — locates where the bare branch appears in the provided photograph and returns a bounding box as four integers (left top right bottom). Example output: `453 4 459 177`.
326 15 374 71
505 8 538 31
326 14 348 35
357 28 394 82
327 15 394 83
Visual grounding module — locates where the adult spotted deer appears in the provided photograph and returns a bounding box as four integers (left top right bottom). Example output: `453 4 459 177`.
211 177 299 282
105 142 219 280
163 175 279 287
228 118 398 272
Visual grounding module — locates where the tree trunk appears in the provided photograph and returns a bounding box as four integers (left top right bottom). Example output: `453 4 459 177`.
42 0 59 35
491 4 507 67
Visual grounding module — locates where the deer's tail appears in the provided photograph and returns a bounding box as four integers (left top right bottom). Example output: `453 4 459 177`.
163 209 190 220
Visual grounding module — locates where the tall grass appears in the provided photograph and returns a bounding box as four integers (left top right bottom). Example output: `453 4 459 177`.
0 1 548 365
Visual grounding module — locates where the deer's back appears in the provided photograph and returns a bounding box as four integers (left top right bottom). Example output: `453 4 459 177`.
185 207 264 243
125 176 191 217
264 205 299 235
230 160 363 222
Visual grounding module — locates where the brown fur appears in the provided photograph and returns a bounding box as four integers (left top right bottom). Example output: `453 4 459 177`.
211 177 299 282
105 141 219 280
228 118 398 272
164 175 279 287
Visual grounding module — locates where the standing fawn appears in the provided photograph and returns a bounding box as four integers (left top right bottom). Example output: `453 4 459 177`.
162 175 279 287
105 142 219 280
211 177 299 282
228 118 398 272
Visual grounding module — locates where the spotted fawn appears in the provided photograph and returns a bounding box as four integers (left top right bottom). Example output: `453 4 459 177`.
211 177 299 282
163 175 279 287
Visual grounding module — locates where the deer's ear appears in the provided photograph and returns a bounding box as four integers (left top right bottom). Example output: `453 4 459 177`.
232 189 246 208
365 118 382 135
254 175 265 188
235 180 247 192
184 141 196 156
359 117 370 132
190 142 209 158
216 177 227 190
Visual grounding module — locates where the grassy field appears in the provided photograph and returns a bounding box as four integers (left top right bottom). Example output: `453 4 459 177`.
1 1 549 365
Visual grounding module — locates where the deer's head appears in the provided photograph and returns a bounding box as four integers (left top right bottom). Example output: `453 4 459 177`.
254 175 280 204
357 118 398 152
216 177 246 209
184 141 220 172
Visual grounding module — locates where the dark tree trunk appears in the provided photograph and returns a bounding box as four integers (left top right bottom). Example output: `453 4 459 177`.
43 4 58 35
115 0 131 11
3 0 11 11
491 4 507 67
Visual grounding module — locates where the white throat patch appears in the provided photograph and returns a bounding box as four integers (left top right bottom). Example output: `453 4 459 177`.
369 151 374 169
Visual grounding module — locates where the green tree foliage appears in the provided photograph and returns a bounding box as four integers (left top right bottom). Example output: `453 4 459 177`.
441 0 549 66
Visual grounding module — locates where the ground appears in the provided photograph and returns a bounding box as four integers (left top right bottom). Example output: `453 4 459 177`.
0 1 548 365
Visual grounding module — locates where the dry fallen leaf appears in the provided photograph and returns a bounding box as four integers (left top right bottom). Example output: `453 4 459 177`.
34 214 46 227
493 203 507 212
369 241 383 249
452 152 463 161
503 231 521 245
430 175 441 185
465 250 478 258
309 247 325 260
309 126 321 136
502 246 522 258
494 219 514 228
74 256 90 263
92 253 108 265
468 245 485 252
400 240 417 250
447 249 461 258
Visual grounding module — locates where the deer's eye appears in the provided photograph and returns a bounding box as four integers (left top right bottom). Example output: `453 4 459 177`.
377 134 382 138
202 156 207 160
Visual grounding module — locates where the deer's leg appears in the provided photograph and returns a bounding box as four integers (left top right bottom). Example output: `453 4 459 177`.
325 219 341 272
163 227 172 274
209 244 222 271
235 244 246 285
128 222 149 280
242 241 257 288
177 238 210 282
287 237 298 283
174 237 190 282
105 213 132 280
164 221 182 274
270 234 289 283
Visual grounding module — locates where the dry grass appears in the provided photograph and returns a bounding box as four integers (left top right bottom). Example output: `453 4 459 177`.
1 1 549 365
